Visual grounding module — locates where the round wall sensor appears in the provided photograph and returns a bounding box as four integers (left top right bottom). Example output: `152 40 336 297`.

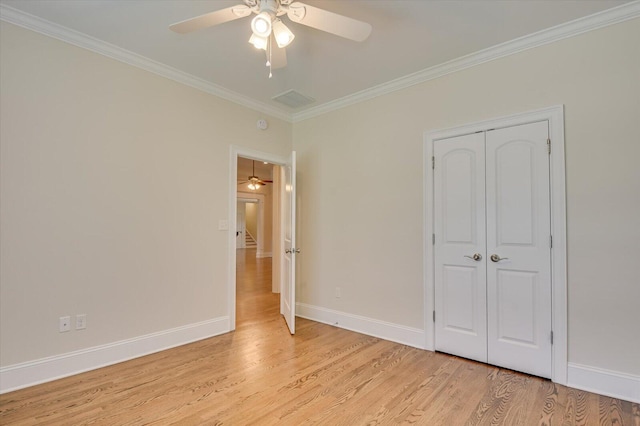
257 119 268 130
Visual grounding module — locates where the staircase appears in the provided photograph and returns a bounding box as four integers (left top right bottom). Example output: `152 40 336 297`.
245 231 257 249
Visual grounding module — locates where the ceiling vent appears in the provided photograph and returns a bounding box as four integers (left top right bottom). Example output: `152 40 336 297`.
272 89 316 109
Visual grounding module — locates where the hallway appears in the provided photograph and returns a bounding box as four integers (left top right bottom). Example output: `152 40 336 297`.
236 248 278 327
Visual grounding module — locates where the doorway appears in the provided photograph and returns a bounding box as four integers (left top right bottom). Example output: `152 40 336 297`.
424 106 568 384
236 157 277 326
228 147 296 333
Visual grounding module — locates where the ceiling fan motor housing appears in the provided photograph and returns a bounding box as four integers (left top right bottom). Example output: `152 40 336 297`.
260 0 279 16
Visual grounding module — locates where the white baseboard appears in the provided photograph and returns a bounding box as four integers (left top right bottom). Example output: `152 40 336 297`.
296 303 425 350
256 251 272 258
567 362 640 403
0 317 230 394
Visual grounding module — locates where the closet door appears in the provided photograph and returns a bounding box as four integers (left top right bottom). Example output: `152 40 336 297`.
434 133 487 363
485 122 552 378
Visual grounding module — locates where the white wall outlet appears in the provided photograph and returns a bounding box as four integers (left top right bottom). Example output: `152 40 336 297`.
76 314 87 330
59 316 71 332
335 287 341 298
257 119 268 130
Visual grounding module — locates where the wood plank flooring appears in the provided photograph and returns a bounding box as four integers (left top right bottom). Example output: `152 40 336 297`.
1 249 638 425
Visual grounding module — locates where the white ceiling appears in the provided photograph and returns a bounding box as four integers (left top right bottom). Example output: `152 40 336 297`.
1 0 634 118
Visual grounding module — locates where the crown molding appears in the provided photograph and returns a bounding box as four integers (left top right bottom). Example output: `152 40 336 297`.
2 2 638 124
0 4 292 122
291 1 640 122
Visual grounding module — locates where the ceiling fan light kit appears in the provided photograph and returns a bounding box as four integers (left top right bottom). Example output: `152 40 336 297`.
170 0 372 76
247 181 261 190
239 160 273 191
272 19 295 48
251 11 273 37
249 33 268 50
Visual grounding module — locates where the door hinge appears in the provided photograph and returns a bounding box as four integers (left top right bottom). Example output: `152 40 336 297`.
547 138 551 154
550 331 554 345
432 234 435 245
433 310 436 322
432 156 435 170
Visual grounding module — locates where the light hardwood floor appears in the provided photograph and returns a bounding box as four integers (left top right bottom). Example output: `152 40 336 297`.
1 249 638 425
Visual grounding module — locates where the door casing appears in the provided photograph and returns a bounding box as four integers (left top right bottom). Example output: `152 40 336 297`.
424 105 567 384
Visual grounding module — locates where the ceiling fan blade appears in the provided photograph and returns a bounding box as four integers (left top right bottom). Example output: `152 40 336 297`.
287 2 372 42
170 5 251 34
238 180 249 185
267 34 287 69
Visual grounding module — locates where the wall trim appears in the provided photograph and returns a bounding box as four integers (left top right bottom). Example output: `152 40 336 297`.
0 317 229 394
567 363 640 403
256 251 273 258
0 4 290 122
2 2 638 123
424 105 568 385
296 303 426 350
291 2 640 122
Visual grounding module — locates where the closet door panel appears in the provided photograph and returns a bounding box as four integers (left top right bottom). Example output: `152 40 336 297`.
434 133 487 363
485 121 552 378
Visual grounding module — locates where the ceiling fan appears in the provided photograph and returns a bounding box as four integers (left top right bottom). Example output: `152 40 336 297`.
169 0 372 74
238 160 273 190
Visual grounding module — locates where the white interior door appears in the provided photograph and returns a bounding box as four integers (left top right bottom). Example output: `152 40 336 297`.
433 121 552 378
281 151 296 334
485 122 552 378
434 133 488 363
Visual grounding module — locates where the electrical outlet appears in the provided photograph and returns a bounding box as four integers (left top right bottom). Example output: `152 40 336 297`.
335 287 341 298
76 314 87 330
59 316 71 332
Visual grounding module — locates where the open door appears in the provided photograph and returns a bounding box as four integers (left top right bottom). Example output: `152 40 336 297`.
281 151 296 334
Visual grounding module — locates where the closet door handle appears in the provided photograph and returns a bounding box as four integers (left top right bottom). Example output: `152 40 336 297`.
464 253 482 261
490 254 509 262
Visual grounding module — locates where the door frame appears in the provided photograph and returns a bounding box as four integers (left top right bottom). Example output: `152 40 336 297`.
424 105 567 385
229 146 288 331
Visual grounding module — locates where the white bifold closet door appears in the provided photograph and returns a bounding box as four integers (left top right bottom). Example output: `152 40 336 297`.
434 132 488 363
434 121 552 378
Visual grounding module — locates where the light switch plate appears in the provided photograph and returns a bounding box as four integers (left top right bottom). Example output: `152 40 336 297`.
218 220 229 231
76 314 87 330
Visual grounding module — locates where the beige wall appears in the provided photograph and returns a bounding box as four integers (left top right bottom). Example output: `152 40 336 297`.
271 166 283 293
2 15 639 383
261 180 274 255
293 19 640 375
245 202 258 239
0 22 292 366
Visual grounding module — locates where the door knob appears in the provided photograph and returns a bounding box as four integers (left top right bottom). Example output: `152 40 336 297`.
490 254 509 262
285 249 291 254
464 253 482 261
294 248 300 254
